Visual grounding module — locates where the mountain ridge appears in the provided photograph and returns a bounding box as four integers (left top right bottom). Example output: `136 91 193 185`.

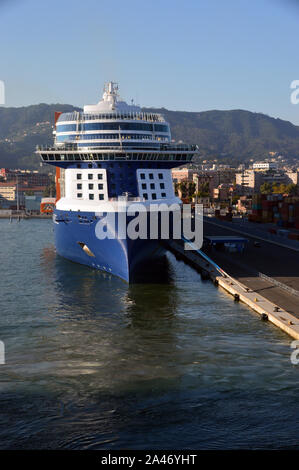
0 104 298 169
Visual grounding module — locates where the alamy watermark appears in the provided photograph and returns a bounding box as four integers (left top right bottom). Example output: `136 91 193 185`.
0 341 5 364
94 201 203 250
0 80 5 105
290 80 299 104
290 340 299 364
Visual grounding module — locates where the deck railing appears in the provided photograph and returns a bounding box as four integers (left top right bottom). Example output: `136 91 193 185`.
58 111 165 123
36 143 198 152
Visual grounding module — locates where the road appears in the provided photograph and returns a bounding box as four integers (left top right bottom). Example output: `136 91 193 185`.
202 217 299 318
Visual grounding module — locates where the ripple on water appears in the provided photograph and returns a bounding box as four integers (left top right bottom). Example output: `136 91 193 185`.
0 219 298 449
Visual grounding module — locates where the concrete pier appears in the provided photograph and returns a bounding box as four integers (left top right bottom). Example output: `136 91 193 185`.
167 224 299 340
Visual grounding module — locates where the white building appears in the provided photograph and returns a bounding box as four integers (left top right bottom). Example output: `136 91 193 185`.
252 162 278 171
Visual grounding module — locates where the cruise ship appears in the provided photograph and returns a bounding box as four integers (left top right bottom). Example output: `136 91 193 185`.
37 82 198 282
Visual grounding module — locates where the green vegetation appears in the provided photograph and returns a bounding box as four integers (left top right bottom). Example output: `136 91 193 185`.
0 104 79 169
231 195 240 205
0 104 299 169
43 182 56 197
286 183 298 195
147 107 299 162
260 182 273 194
260 182 298 195
196 181 210 197
175 180 196 202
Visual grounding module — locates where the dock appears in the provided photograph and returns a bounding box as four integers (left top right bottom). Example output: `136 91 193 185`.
167 216 299 340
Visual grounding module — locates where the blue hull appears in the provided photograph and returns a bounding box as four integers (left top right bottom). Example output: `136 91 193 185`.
54 209 166 282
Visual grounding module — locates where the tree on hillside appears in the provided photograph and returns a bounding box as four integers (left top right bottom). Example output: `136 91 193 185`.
188 182 196 199
260 182 272 194
196 181 210 197
286 183 298 196
272 183 287 194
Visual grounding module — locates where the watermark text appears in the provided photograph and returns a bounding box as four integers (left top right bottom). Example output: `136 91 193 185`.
0 341 5 364
94 201 203 250
290 80 299 104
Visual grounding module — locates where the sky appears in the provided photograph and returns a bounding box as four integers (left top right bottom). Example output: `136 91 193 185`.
1 0 299 124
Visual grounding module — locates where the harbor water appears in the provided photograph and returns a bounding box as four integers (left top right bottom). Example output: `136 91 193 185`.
0 218 299 449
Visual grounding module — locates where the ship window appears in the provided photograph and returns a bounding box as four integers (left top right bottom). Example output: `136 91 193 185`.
149 173 154 179
152 193 157 200
99 194 104 200
89 194 94 200
143 193 148 200
158 173 163 179
77 184 82 189
98 174 103 179
154 124 169 133
150 183 155 189
88 174 93 179
77 193 82 198
140 173 145 179
142 183 146 189
77 173 82 179
97 163 102 168
89 183 93 190
88 163 92 168
77 164 81 168
160 183 165 189
98 184 103 190
161 193 166 198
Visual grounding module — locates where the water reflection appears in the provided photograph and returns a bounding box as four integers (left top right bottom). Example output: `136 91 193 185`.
40 247 178 321
37 246 183 395
2 221 299 449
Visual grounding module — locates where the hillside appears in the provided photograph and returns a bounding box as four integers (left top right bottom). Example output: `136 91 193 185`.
0 104 298 169
0 104 80 169
147 108 299 164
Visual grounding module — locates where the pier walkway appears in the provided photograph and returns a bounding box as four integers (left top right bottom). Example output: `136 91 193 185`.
203 217 299 314
167 216 299 339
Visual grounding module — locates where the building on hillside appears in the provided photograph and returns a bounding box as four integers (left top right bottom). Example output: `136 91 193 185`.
208 169 236 189
0 168 51 187
0 183 20 203
252 162 278 170
194 169 236 198
212 183 235 202
0 182 47 209
193 173 211 193
285 172 299 185
171 168 197 182
235 169 296 194
237 196 252 214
